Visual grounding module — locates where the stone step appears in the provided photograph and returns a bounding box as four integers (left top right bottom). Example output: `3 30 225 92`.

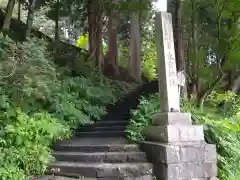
53 143 140 153
36 176 95 180
74 131 125 138
93 121 129 127
48 162 153 178
77 126 126 132
52 152 147 163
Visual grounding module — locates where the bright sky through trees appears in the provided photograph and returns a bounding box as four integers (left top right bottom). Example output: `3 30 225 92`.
153 0 167 12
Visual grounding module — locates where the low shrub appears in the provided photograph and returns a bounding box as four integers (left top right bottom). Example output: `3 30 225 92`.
125 93 159 141
0 94 70 179
0 33 132 178
126 92 240 179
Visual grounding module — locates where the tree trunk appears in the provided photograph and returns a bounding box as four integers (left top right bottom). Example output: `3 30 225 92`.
186 40 192 99
129 10 142 83
190 0 199 102
172 0 187 99
173 0 184 71
17 0 21 20
87 0 103 68
55 0 60 42
107 9 119 76
198 74 225 108
95 15 103 71
230 75 240 93
25 0 37 40
224 70 234 91
88 0 94 54
87 0 103 70
2 0 16 31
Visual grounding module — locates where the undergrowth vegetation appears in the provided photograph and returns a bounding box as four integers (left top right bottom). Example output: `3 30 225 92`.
0 33 133 179
126 92 240 180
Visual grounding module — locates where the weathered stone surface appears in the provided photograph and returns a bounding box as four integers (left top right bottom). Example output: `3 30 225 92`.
116 163 153 177
53 151 147 163
36 176 97 180
75 131 125 138
36 176 96 180
96 175 153 180
156 177 219 180
96 164 120 177
139 141 217 164
191 177 219 180
105 152 128 163
49 162 152 178
152 112 192 126
127 152 148 162
153 161 217 180
156 11 180 112
50 136 152 179
111 144 141 152
143 125 204 142
121 175 153 180
53 143 140 153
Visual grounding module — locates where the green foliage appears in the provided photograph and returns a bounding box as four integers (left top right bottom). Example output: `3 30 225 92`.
125 93 159 141
0 166 25 180
126 92 240 179
76 33 88 49
0 94 70 179
0 33 58 112
0 33 131 178
140 7 157 81
181 0 240 99
141 40 157 80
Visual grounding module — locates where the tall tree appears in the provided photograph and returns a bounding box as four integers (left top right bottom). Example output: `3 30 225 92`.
190 0 199 102
25 0 37 39
87 0 93 54
87 0 104 70
54 0 60 41
106 0 119 76
169 0 187 98
129 7 142 83
17 0 22 20
2 0 16 31
181 0 240 107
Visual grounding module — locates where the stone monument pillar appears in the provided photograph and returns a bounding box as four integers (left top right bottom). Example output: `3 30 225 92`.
140 9 218 180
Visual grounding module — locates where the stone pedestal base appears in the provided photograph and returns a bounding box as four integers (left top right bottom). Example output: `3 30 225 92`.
139 141 217 180
141 112 218 180
155 177 218 180
143 125 204 142
139 141 217 164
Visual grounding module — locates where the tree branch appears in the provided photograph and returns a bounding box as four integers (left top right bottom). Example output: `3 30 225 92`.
216 0 228 64
198 52 227 108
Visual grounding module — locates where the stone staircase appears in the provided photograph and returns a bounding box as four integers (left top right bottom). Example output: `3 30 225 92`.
48 81 159 179
74 121 128 138
50 137 152 179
